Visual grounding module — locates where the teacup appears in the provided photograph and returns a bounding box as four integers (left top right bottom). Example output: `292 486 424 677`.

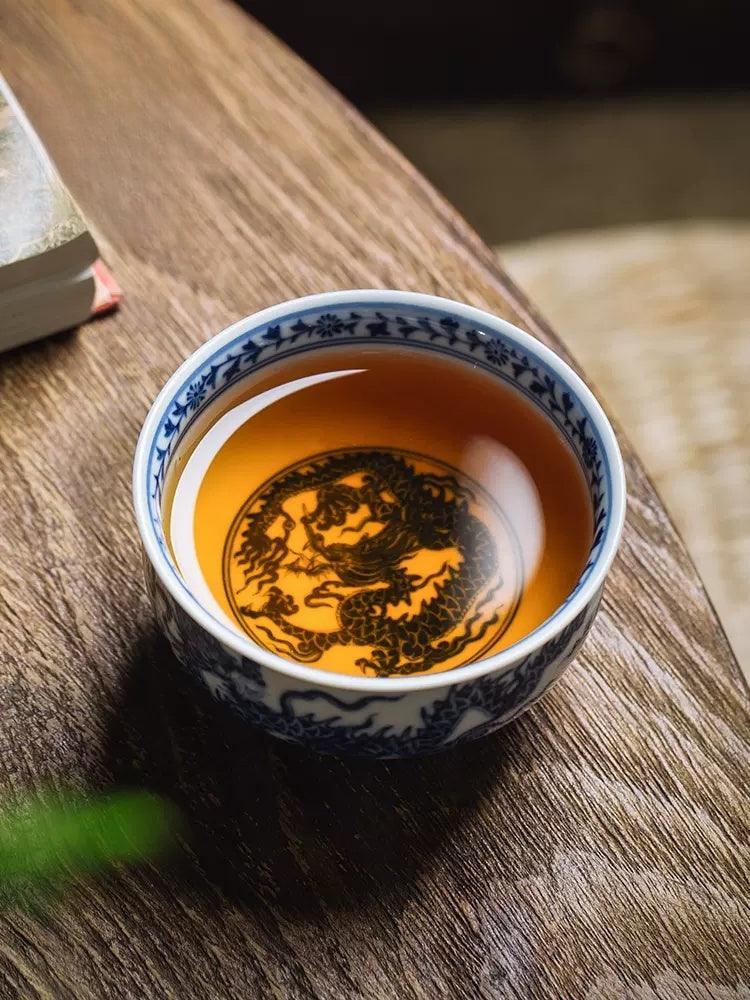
133 290 625 758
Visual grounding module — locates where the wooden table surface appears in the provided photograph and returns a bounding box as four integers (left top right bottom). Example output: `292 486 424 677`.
1 1 748 997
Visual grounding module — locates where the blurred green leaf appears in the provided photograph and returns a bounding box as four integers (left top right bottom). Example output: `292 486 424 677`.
0 790 178 906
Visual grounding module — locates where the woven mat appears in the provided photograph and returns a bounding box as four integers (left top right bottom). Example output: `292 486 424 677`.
499 222 750 679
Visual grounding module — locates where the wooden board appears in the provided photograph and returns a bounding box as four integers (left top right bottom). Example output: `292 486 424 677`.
0 1 747 997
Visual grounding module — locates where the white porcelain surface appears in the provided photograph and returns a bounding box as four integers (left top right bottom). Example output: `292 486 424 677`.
133 290 626 757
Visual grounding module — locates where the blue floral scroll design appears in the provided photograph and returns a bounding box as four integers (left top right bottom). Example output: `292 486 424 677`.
147 303 611 603
150 564 593 759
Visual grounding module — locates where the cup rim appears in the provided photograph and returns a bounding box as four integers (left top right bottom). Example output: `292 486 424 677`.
133 289 626 692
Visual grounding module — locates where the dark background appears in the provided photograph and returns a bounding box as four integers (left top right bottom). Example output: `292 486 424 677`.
245 0 746 105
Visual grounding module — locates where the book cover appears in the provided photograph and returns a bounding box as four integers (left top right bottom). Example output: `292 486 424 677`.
0 73 99 293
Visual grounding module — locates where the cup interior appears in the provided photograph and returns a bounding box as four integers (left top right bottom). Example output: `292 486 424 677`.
134 291 625 686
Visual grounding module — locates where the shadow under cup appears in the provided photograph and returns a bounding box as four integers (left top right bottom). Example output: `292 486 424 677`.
133 291 625 758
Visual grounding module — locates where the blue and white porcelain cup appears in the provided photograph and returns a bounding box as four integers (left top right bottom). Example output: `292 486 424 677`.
133 290 626 758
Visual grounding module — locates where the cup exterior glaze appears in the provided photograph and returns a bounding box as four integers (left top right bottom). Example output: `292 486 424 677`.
133 291 625 758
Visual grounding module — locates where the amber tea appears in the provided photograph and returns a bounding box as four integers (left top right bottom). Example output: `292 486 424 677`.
165 346 593 678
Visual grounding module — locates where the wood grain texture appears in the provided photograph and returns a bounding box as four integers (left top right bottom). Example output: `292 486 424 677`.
0 1 747 997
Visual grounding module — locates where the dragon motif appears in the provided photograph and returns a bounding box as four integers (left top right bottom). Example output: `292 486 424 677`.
224 449 522 677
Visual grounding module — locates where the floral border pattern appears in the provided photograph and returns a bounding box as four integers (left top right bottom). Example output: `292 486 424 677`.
147 304 610 606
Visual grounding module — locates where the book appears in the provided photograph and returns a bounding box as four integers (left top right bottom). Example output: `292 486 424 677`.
0 74 120 351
